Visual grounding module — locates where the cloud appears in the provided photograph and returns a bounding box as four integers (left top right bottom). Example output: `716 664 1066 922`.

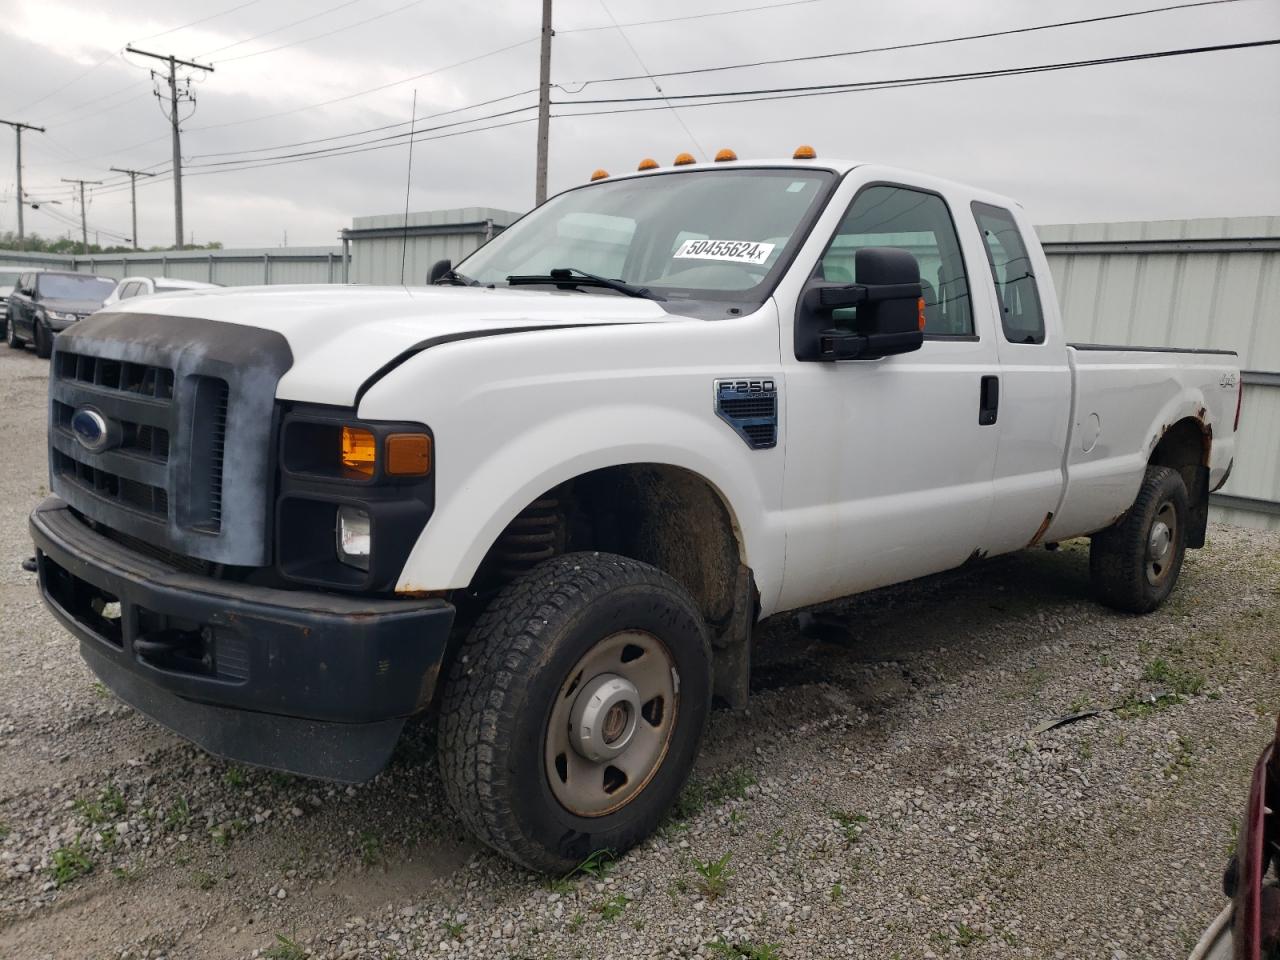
1 0 1276 247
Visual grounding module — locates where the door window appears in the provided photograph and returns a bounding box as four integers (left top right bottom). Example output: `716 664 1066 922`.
971 202 1045 345
820 185 973 337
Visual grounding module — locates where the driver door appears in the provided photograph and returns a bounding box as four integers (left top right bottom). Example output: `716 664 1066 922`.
777 178 1001 611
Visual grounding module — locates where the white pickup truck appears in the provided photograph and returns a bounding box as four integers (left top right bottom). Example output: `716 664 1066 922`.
30 150 1241 871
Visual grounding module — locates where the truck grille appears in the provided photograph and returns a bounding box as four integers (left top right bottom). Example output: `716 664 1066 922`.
47 314 293 567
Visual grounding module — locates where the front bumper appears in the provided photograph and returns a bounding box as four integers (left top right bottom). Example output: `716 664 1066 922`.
30 497 455 782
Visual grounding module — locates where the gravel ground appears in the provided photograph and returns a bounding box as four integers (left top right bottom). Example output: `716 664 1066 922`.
1 343 1278 960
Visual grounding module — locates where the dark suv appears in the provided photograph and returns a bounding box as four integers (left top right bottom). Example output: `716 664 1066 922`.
6 270 117 358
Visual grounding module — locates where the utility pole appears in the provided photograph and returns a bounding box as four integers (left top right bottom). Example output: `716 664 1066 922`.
534 0 553 206
61 178 103 254
109 167 158 249
125 45 213 250
1 118 45 249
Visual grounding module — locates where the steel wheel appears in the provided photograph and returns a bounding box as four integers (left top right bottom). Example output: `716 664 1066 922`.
1145 500 1178 586
544 629 678 817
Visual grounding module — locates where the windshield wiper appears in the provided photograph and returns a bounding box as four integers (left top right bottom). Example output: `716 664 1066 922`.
505 267 664 301
433 267 478 286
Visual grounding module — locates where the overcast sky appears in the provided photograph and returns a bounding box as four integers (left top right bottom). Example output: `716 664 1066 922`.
0 0 1276 249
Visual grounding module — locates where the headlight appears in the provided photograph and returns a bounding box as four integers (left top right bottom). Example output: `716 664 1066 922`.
335 505 371 570
46 309 77 322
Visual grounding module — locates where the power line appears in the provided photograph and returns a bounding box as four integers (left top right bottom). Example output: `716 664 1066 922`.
551 37 1280 107
135 0 269 43
184 36 537 134
216 0 429 64
558 0 822 33
81 35 1280 195
186 88 537 159
594 0 709 161
198 0 368 58
558 0 1252 88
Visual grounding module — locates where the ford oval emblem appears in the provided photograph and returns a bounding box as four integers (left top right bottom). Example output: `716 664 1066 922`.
71 408 111 453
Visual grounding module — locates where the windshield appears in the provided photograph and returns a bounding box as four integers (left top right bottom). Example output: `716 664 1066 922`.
0 271 20 287
37 273 117 302
458 168 834 303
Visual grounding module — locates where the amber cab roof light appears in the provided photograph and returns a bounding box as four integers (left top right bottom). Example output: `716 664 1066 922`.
637 158 659 170
713 148 737 162
793 144 817 159
589 168 609 181
673 152 696 166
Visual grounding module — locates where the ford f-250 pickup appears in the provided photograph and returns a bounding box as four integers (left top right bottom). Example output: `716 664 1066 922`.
29 148 1242 871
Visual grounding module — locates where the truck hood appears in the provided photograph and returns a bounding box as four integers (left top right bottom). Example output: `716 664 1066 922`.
103 283 687 406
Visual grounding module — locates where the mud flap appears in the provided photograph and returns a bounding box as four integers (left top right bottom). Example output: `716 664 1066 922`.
1187 464 1210 549
711 565 756 710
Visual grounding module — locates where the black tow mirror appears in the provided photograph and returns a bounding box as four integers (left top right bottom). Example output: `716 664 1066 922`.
427 259 452 284
795 247 925 361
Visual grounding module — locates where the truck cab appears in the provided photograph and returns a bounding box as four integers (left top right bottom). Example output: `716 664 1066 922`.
30 149 1239 872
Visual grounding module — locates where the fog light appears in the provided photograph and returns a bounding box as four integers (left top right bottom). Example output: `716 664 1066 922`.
336 505 371 571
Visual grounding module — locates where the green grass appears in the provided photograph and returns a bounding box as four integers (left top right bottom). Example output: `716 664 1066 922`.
357 830 382 867
442 919 464 940
830 882 844 902
49 841 94 886
831 809 868 845
694 852 734 899
222 765 247 789
193 869 217 891
264 934 306 960
597 893 628 921
669 767 757 823
164 796 191 830
74 785 127 826
545 849 616 893
0 821 9 840
1143 657 1206 697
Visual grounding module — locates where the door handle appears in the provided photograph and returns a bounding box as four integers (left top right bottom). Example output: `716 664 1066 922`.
979 375 999 426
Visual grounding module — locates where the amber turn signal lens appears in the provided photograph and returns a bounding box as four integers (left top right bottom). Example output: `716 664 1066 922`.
918 297 927 331
341 426 377 476
385 433 432 476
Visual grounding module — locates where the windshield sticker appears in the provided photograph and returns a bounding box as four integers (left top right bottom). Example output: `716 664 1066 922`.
673 239 776 265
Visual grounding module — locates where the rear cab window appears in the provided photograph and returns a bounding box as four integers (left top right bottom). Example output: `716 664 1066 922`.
819 184 973 337
971 202 1045 344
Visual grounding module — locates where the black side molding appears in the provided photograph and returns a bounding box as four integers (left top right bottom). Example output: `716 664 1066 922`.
1068 342 1237 356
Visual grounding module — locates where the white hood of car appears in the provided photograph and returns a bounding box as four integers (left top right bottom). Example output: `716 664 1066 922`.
105 283 685 406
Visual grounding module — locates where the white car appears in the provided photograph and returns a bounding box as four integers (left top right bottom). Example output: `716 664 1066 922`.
100 275 220 307
29 151 1241 873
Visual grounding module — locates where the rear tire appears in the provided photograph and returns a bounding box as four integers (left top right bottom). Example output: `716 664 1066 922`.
5 315 23 349
33 321 52 359
437 552 712 873
1090 465 1188 614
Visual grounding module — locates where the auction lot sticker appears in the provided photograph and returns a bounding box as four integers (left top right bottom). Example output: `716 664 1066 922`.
673 239 775 265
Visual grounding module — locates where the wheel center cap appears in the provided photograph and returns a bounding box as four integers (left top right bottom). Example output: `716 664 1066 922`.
1148 521 1171 560
569 673 640 763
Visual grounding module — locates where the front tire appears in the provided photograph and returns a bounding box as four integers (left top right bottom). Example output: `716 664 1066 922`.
437 552 712 873
4 315 23 349
1090 465 1189 614
33 321 52 359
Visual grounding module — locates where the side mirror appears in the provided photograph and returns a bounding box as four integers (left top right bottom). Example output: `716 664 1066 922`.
795 247 925 361
427 259 452 284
